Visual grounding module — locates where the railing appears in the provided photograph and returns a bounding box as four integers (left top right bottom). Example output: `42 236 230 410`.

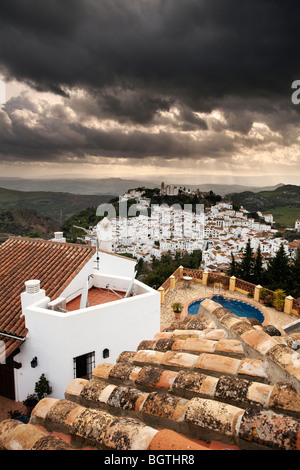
235 278 256 294
207 272 229 286
173 266 182 281
182 267 203 280
161 276 170 292
293 298 300 311
158 267 300 315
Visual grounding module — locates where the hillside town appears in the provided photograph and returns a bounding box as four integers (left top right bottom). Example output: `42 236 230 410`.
83 185 300 272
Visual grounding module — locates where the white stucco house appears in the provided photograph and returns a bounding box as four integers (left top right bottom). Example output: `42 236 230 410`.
0 236 160 402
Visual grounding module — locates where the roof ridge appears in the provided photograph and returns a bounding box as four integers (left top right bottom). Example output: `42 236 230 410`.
91 361 300 417
3 288 300 451
44 375 300 450
3 236 96 251
26 397 208 451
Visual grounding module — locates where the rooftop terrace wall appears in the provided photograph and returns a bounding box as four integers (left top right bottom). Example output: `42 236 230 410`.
158 267 299 316
16 275 160 402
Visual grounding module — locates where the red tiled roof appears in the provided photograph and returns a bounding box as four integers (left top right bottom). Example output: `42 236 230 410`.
0 237 95 357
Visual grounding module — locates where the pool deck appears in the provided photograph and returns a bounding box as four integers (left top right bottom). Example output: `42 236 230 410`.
160 279 299 331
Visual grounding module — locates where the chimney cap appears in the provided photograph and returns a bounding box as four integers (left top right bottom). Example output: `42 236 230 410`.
25 280 40 294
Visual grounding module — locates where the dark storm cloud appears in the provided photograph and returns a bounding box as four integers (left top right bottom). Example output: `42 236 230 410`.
0 0 300 162
0 93 234 161
1 1 299 105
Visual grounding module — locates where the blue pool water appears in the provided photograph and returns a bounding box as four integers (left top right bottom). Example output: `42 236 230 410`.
188 295 265 323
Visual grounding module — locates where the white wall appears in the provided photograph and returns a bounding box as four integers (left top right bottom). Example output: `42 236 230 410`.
97 251 136 278
15 279 160 401
61 255 96 303
60 252 137 304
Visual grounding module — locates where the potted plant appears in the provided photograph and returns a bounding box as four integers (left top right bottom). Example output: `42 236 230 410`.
265 294 274 307
34 373 52 400
22 394 39 415
259 288 267 304
273 289 286 311
172 302 183 319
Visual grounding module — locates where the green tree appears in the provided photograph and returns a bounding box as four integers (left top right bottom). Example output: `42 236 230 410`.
228 253 238 277
238 239 255 282
265 243 291 291
142 249 202 288
253 245 264 284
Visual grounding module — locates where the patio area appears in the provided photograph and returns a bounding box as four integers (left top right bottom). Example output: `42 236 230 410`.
160 279 299 331
0 396 27 423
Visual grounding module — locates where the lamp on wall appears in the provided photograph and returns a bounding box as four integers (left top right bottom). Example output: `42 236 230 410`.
30 356 38 368
103 349 109 359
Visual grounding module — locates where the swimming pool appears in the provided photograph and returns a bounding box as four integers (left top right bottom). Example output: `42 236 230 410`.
188 295 265 323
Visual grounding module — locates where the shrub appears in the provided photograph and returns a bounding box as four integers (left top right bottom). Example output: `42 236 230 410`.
34 374 52 401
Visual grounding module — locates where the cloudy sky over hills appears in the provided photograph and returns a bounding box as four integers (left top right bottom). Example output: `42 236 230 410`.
0 0 300 185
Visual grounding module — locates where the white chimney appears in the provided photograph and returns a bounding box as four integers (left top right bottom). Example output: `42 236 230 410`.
25 280 40 294
52 232 66 243
21 279 46 312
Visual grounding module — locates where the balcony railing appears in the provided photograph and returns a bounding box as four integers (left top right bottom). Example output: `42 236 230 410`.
158 267 300 316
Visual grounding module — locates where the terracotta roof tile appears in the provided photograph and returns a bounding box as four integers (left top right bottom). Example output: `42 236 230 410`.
238 408 300 450
147 429 208 451
185 397 244 442
0 419 73 451
4 295 300 450
0 237 95 356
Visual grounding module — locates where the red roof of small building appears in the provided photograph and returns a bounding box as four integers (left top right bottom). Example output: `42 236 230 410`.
0 237 95 357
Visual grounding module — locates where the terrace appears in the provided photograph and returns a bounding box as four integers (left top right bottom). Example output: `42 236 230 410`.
62 272 138 312
18 270 160 400
66 287 128 311
159 267 299 331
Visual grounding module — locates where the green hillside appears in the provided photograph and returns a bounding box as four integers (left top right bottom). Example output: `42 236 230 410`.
0 208 61 241
0 187 113 222
265 206 300 227
227 185 300 227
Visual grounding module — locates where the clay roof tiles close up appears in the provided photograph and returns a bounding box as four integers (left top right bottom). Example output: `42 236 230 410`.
2 298 300 451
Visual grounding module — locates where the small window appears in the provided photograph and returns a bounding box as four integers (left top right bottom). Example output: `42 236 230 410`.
73 351 95 379
103 348 110 359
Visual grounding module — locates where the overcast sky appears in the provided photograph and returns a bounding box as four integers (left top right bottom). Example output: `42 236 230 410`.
0 0 300 185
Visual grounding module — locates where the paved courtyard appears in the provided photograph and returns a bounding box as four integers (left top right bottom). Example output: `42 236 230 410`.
0 396 27 423
160 279 299 331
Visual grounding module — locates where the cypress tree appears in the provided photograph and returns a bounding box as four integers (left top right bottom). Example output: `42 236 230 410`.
239 239 255 282
228 252 238 276
266 243 291 291
253 244 264 284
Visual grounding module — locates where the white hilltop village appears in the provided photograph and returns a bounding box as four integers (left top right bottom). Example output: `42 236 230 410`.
80 184 300 272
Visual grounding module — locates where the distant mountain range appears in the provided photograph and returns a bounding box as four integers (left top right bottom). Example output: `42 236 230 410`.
0 187 112 222
0 177 285 196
